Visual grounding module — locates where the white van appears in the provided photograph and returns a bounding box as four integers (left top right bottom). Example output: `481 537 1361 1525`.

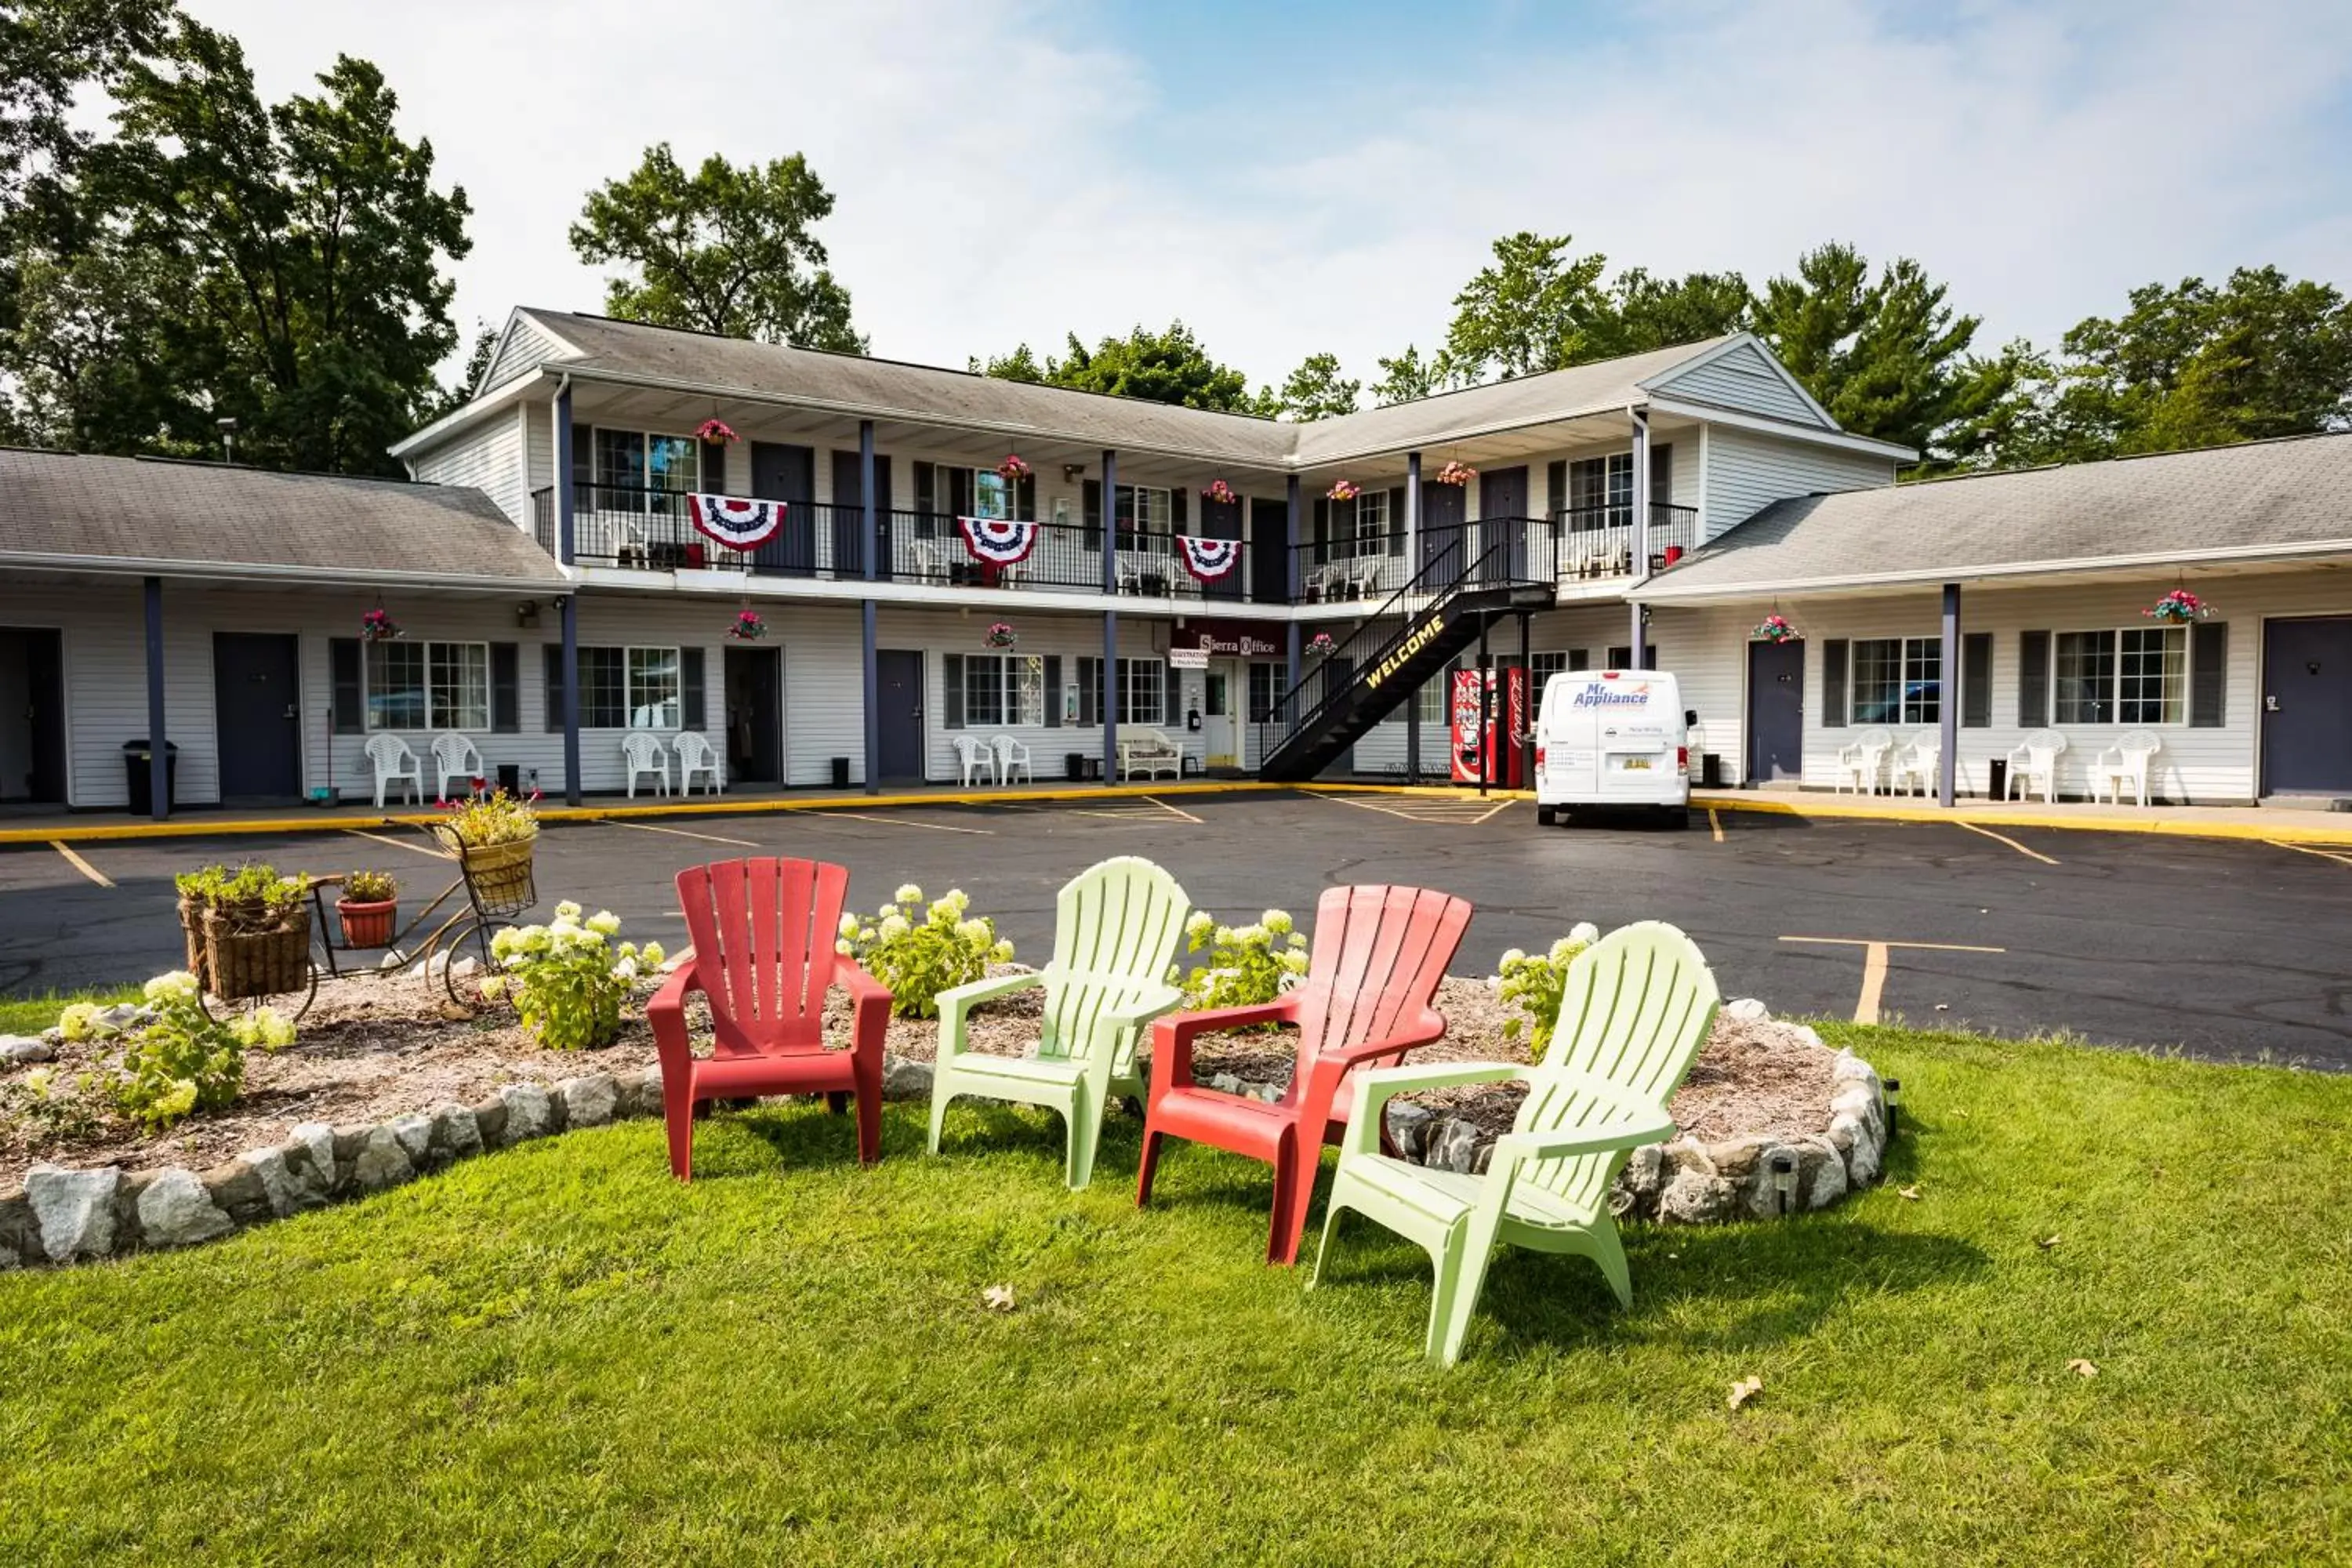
1534 670 1692 827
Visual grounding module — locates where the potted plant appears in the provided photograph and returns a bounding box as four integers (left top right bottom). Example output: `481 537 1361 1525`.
1751 613 1801 643
985 621 1018 649
360 606 401 643
996 454 1032 481
2146 588 2210 622
434 790 541 917
1202 478 1239 506
1326 479 1359 502
729 608 768 641
695 417 740 445
1307 632 1338 660
1433 459 1477 486
173 862 312 1000
336 869 399 949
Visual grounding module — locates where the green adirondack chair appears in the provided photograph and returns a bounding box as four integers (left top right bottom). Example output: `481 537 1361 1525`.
926 855 1192 1190
1311 920 1721 1365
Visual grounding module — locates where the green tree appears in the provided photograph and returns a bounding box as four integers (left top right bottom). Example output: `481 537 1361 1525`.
1582 267 1753 358
1751 241 2013 465
570 144 863 353
1433 230 1610 384
1262 350 1359 420
1369 344 1439 406
975 321 1258 412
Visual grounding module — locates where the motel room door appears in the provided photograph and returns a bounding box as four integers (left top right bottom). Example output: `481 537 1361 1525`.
1202 659 1240 769
213 632 303 803
2262 616 2352 797
873 648 925 784
1746 638 1805 784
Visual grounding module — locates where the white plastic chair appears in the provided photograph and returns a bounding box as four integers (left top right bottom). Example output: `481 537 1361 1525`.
993 734 1033 784
1891 731 1940 797
2005 728 2068 804
1835 727 1894 795
674 731 722 796
2093 729 2161 807
430 732 483 802
623 731 671 797
953 734 997 787
364 733 421 810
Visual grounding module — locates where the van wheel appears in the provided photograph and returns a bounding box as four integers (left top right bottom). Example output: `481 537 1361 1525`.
1536 805 1557 826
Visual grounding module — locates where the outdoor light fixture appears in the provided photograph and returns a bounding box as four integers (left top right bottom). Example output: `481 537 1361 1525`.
1769 1152 1799 1215
1884 1078 1903 1138
1062 463 1086 482
515 601 540 629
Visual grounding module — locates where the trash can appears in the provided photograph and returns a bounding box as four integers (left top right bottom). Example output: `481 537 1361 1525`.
122 739 179 811
496 764 521 797
1700 753 1725 789
1987 758 2007 800
1065 751 1087 782
830 757 851 789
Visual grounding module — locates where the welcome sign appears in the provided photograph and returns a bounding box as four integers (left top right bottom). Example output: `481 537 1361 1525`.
1364 612 1446 691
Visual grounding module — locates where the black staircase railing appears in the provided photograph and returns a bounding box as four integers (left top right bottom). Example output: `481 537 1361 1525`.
1255 533 1532 772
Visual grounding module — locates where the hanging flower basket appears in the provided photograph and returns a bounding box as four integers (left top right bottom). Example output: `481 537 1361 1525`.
1432 459 1478 487
984 621 1018 649
695 418 740 445
2145 589 2210 623
996 454 1032 482
728 608 768 641
1306 632 1337 660
1325 479 1359 503
1202 478 1239 506
360 607 401 644
1751 614 1802 643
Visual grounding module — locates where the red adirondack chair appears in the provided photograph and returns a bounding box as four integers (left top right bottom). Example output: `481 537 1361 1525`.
648 858 891 1180
1136 884 1472 1263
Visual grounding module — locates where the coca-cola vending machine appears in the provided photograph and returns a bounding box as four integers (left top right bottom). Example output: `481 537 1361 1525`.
1448 666 1526 787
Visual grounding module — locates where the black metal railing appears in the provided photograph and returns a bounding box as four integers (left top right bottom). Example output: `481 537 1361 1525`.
1552 503 1698 580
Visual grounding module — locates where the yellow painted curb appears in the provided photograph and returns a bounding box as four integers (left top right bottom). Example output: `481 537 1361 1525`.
1693 790 2352 848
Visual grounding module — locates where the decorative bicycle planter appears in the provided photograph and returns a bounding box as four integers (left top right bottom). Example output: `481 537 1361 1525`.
198 904 318 1018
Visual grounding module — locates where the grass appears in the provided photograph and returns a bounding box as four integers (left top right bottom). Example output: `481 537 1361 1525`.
2 1022 2348 1565
0 986 137 1038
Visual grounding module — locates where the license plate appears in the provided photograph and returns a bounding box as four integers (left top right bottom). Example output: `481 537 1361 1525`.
1620 757 1652 771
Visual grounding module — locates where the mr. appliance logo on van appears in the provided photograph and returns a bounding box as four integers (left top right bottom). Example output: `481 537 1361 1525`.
1570 677 1655 709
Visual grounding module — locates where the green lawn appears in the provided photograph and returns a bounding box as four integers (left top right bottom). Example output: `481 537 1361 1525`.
2 1022 2347 1565
0 986 137 1037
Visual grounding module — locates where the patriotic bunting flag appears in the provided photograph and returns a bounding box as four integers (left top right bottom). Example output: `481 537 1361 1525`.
686 494 786 550
1178 535 1241 582
956 515 1040 566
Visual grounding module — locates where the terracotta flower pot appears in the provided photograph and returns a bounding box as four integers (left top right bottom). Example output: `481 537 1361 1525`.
337 898 397 949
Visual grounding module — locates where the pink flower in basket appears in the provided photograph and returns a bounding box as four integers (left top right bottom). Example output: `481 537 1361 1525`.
2144 589 2209 622
360 607 401 643
729 608 768 641
1433 459 1478 486
1203 478 1238 506
696 418 740 445
985 621 1018 648
1307 632 1337 658
1326 479 1358 502
996 454 1032 481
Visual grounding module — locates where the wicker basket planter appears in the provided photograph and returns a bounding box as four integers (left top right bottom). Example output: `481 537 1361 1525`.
448 834 537 918
177 897 211 989
336 898 398 949
201 906 313 1002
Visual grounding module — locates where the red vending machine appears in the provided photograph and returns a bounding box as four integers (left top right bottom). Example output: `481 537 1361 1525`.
1447 666 1526 786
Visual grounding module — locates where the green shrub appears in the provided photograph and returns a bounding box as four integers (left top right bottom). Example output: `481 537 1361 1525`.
487 902 662 1051
837 884 1012 1019
341 869 397 902
0 1065 109 1145
107 971 296 1131
1493 923 1600 1054
174 863 307 917
1173 908 1309 1016
434 789 539 847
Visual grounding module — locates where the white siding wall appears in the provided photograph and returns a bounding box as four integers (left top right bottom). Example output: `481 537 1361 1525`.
1700 426 1896 544
408 408 532 528
904 608 1190 782
0 580 212 808
481 314 573 390
1650 341 1827 426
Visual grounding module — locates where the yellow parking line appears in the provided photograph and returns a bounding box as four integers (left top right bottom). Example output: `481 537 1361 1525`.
1312 792 1425 822
1708 808 1724 843
1956 821 2060 865
50 840 114 887
1141 796 1203 825
343 827 448 859
1780 935 2007 1025
2268 838 2352 869
1472 800 1513 824
810 811 992 836
604 819 759 848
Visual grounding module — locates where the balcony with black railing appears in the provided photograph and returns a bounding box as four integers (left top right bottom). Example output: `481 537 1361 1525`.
1554 503 1698 581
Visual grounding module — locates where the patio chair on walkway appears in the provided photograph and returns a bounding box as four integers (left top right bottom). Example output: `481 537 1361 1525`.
674 731 723 795
2005 729 2068 804
1136 884 1473 1265
365 733 422 810
1312 921 1720 1366
993 734 1033 784
1891 731 1940 797
430 731 482 802
623 731 671 797
650 858 891 1178
1835 727 1894 794
2093 729 2161 807
953 734 997 787
927 856 1191 1190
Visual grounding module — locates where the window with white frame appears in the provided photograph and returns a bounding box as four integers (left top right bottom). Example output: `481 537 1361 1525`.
1119 658 1166 726
367 641 488 731
2055 627 2183 724
1247 662 1283 723
957 654 1045 728
1567 452 1632 527
1849 637 1940 725
1354 489 1389 554
1116 485 1172 548
972 470 1012 521
627 647 681 728
590 428 699 510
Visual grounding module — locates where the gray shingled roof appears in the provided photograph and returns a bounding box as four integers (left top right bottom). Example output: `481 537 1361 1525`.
471 310 1747 468
0 448 567 587
1638 433 2352 599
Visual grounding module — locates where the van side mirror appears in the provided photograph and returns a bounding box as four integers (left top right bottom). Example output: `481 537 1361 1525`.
1685 709 1699 726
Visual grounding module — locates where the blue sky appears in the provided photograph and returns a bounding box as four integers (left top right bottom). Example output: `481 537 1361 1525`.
191 0 2352 390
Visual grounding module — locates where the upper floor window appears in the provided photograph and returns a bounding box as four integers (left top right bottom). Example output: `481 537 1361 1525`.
1116 485 1173 547
1354 490 1389 553
1562 445 1672 526
584 427 699 510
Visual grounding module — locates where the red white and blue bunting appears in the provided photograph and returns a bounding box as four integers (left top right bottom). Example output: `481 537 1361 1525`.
685 494 786 551
956 515 1040 567
1178 535 1241 582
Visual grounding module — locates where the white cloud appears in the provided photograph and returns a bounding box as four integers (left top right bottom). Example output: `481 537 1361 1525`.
187 0 2352 390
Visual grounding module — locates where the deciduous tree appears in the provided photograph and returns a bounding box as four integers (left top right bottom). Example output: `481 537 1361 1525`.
1262 350 1359 420
975 321 1258 412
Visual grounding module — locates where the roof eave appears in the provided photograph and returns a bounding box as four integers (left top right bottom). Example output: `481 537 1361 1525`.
1639 395 1918 462
387 367 553 460
1632 537 2352 604
0 549 570 593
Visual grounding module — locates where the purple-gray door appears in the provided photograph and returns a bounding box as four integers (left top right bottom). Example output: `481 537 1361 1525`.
1477 466 1529 582
2263 617 2352 796
874 648 925 783
1747 638 1805 783
1419 481 1467 581
214 632 303 801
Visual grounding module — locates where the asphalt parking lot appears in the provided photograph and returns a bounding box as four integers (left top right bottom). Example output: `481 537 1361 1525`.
5 789 2350 1069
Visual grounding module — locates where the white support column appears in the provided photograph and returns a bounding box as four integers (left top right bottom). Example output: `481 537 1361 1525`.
1628 406 1651 667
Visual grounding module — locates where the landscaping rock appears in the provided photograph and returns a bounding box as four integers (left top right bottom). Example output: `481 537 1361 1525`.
330 1123 374 1177
93 1003 147 1032
1658 1167 1738 1225
881 1056 932 1102
1722 998 1771 1023
1787 1023 1827 1051
1426 1118 1483 1174
277 1140 336 1210
559 1074 618 1129
427 1104 483 1164
388 1112 434 1164
136 1167 235 1248
349 1126 415 1192
0 1033 54 1066
1613 1142 1666 1217
1704 1135 1773 1181
1834 1112 1882 1187
470 1094 509 1147
613 1066 664 1119
289 1123 337 1190
1382 1101 1435 1160
1741 1144 1806 1219
27 1164 121 1262
203 1158 276 1226
0 1192 38 1268
497 1082 553 1145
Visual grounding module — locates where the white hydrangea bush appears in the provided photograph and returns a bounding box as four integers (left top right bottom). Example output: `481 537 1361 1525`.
837 884 1013 1019
488 900 665 1051
1173 907 1312 1017
1493 921 1601 1054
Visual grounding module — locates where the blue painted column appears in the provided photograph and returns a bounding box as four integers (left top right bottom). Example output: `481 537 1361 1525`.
1285 474 1302 690
554 383 575 565
1101 448 1118 784
560 593 582 804
1404 451 1422 781
1628 408 1650 669
1940 582 1961 808
142 575 167 820
860 417 880 795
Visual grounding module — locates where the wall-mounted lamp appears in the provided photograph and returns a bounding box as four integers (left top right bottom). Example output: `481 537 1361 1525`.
1062 463 1086 483
515 601 541 629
